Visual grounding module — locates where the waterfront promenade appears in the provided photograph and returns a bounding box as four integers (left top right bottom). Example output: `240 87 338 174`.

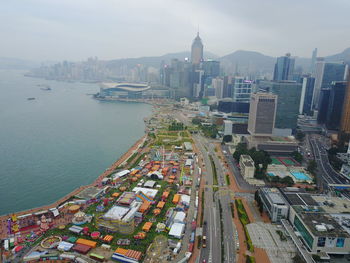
0 134 147 239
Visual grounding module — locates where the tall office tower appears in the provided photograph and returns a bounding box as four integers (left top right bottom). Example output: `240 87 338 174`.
317 89 331 124
222 76 230 98
300 76 315 115
309 48 318 74
202 60 220 78
325 81 347 130
232 77 252 102
193 69 204 98
212 77 224 99
312 60 347 109
191 32 203 65
258 81 302 130
273 53 295 81
168 59 192 99
248 93 277 136
340 71 350 136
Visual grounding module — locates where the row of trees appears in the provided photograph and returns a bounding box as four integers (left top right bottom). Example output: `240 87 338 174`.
191 118 218 138
168 121 185 131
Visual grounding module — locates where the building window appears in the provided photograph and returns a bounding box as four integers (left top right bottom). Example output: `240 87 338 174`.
317 237 325 247
294 216 314 250
336 238 345 248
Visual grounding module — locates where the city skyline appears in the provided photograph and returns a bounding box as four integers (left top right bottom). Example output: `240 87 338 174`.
1 0 350 61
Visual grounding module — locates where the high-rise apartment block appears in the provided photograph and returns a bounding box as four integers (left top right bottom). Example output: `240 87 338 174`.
248 93 277 136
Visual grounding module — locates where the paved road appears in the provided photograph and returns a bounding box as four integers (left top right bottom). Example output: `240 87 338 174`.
194 135 237 263
309 136 349 186
308 135 350 199
193 135 221 263
221 144 257 192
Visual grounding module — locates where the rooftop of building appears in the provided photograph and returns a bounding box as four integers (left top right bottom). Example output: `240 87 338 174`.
311 195 350 214
117 192 136 206
247 135 298 145
294 208 350 238
260 188 287 205
75 186 104 200
281 191 319 206
103 205 130 220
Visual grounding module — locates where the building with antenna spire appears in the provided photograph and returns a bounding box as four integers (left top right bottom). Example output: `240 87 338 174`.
191 32 203 65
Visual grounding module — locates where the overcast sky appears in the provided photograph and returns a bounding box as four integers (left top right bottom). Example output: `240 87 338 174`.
1 0 350 61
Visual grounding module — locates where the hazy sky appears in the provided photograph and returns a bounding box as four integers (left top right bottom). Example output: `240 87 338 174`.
1 0 350 61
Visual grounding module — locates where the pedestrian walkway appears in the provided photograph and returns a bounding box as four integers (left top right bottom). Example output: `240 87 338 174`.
247 222 297 263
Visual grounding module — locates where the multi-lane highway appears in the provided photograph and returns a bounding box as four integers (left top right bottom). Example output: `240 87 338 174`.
309 136 349 185
308 135 350 199
193 135 236 263
193 135 222 263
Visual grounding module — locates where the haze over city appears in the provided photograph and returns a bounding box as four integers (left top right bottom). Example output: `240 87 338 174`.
1 0 350 61
2 1 350 263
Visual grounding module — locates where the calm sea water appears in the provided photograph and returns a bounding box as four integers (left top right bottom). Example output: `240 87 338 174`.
0 70 151 215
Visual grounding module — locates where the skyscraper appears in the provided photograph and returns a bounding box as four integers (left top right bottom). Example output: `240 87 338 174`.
191 32 203 65
232 77 252 103
258 81 302 130
248 93 277 136
300 76 315 115
212 77 224 99
340 71 350 136
309 48 318 74
326 81 347 130
312 60 347 109
273 53 295 81
202 60 220 78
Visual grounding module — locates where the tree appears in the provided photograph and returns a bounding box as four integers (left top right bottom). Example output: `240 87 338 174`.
223 135 232 143
292 254 305 263
307 160 317 174
281 176 294 186
295 131 305 141
232 143 248 161
191 118 202 125
292 151 303 163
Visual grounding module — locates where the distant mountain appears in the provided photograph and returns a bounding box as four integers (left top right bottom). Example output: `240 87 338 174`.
106 51 218 69
0 57 39 70
325 48 350 63
219 50 276 74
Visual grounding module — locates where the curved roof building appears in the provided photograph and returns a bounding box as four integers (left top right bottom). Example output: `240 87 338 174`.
99 82 151 99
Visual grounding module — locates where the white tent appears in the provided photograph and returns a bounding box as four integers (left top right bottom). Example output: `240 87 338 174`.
180 195 191 206
169 223 185 239
173 211 186 223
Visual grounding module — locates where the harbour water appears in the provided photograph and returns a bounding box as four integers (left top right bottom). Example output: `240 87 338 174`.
0 70 152 215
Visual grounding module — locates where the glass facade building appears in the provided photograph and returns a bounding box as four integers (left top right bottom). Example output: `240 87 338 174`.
258 81 302 130
273 53 295 81
232 77 252 102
